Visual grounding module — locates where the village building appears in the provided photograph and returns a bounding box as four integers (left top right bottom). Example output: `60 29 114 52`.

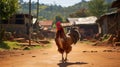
96 0 120 45
0 14 36 38
38 20 53 30
96 12 120 35
38 20 55 38
96 0 120 35
67 16 99 39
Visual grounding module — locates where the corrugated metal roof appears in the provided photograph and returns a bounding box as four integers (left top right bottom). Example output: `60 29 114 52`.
76 16 97 24
67 18 78 23
68 16 97 25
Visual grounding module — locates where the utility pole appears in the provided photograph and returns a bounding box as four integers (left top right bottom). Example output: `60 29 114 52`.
29 0 31 45
37 0 39 21
35 0 39 34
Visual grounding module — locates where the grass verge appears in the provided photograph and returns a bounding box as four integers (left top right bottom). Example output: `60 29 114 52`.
0 41 52 50
0 41 20 50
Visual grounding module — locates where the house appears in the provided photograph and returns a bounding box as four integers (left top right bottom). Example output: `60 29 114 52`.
96 12 120 35
38 20 55 38
67 16 99 39
0 14 35 38
2 14 33 24
38 20 53 30
96 0 120 35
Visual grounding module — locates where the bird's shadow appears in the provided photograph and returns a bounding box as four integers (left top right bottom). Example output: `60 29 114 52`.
57 61 88 67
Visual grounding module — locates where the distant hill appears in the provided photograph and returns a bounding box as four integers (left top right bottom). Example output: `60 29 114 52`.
18 1 89 20
18 0 114 20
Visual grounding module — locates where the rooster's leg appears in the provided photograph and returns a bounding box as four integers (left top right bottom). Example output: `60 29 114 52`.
61 53 64 62
65 53 68 61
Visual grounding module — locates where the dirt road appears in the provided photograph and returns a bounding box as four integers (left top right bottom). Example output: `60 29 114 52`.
0 40 120 67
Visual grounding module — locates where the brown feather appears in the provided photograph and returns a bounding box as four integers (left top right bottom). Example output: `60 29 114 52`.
55 26 80 54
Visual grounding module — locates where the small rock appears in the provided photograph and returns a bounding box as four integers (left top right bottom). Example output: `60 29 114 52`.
82 51 88 53
32 56 36 57
21 54 24 55
91 51 98 53
107 50 113 52
103 50 107 52
103 50 113 52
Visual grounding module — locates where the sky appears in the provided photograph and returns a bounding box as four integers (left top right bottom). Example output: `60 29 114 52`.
23 0 90 7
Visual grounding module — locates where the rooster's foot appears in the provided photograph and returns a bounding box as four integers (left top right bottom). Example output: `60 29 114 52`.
64 58 68 62
60 58 64 62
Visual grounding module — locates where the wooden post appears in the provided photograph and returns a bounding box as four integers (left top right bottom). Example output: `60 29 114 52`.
37 0 39 21
29 0 31 45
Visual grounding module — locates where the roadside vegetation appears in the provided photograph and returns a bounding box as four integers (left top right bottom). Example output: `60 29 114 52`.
0 40 52 50
0 41 20 50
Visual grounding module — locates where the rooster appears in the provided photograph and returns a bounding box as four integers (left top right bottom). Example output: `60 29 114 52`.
55 21 80 62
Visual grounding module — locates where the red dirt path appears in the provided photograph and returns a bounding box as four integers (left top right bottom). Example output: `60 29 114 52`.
0 40 120 67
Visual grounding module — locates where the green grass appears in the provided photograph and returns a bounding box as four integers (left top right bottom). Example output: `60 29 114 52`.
0 41 52 50
0 41 20 50
23 45 43 50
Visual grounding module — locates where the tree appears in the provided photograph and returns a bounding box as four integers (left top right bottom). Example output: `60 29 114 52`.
88 0 108 18
69 8 89 17
0 0 19 20
0 0 19 41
